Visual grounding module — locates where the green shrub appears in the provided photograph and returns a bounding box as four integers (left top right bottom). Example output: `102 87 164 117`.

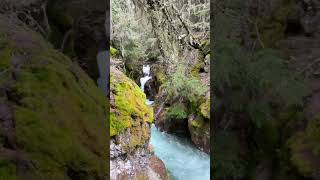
167 104 188 120
162 64 208 104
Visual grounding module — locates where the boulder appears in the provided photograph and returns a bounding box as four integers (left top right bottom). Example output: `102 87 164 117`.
110 67 168 180
0 15 108 179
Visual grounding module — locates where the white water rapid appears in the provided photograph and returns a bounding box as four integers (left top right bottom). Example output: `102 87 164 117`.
140 65 154 105
150 125 210 180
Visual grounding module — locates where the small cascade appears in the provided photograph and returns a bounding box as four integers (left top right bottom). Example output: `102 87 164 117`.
140 65 154 105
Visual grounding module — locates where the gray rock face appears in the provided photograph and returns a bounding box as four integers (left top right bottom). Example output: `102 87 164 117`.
110 140 152 180
110 125 168 180
300 0 320 35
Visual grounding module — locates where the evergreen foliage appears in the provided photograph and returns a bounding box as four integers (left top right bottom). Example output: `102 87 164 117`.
213 38 311 180
111 0 159 61
161 64 208 104
213 131 247 179
167 104 188 120
214 43 310 127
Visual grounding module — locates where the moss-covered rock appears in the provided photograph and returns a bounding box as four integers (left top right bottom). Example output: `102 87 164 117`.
287 115 320 179
256 0 300 47
188 115 210 153
191 53 206 77
154 67 167 86
200 98 210 119
110 67 153 137
0 15 107 179
110 67 168 180
110 46 119 58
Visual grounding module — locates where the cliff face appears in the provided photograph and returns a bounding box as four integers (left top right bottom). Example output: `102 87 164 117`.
0 15 108 179
154 46 211 153
110 66 168 180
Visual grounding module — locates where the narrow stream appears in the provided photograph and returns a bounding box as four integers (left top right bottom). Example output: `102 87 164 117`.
150 125 210 180
140 65 210 180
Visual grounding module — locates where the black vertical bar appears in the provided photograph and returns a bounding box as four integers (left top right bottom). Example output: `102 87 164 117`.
210 0 214 180
106 0 111 179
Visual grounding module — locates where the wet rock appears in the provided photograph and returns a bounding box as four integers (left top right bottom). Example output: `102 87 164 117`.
188 114 210 153
149 155 169 180
110 125 168 180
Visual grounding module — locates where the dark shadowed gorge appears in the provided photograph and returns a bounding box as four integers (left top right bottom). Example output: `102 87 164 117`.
213 0 320 179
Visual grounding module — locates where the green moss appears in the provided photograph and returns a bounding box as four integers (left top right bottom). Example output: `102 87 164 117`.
201 40 210 56
256 1 296 47
155 69 167 85
0 46 12 71
288 115 320 178
191 54 205 77
190 40 210 76
110 68 153 136
13 55 108 179
110 46 119 57
0 23 108 179
0 160 16 180
126 125 150 149
200 98 210 119
256 18 286 48
0 34 12 71
191 118 205 128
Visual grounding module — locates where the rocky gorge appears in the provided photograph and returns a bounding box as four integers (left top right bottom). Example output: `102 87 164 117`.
110 0 210 179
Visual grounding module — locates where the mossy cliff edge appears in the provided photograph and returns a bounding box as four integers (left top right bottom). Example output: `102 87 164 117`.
110 67 153 137
110 66 168 180
0 15 108 179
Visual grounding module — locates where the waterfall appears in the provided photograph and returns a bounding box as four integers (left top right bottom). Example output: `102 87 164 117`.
140 65 154 105
143 64 150 76
140 76 151 92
